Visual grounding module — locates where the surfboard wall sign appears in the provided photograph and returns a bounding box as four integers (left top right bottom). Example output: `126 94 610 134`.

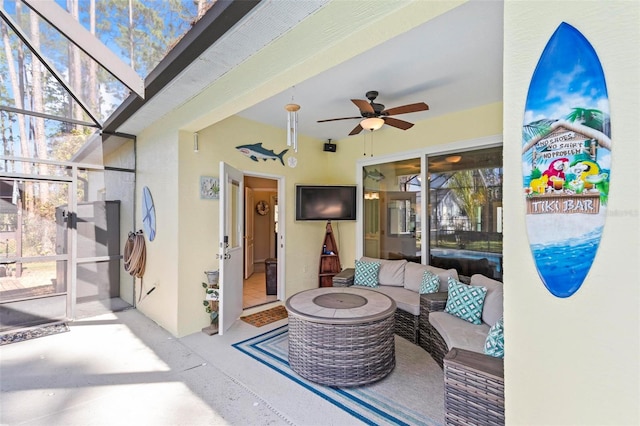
522 22 611 298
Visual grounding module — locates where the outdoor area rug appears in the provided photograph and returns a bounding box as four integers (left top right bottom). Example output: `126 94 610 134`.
233 325 445 426
1 323 69 346
240 305 288 327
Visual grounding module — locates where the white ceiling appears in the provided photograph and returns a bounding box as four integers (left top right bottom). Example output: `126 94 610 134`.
236 0 504 142
115 0 503 142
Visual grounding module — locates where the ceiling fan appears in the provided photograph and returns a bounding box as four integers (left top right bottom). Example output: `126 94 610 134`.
317 90 429 136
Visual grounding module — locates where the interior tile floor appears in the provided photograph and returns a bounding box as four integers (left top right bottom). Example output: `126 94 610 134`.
243 262 277 309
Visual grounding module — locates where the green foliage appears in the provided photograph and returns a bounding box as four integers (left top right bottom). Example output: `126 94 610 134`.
522 119 555 143
531 168 542 179
445 170 487 230
565 108 604 130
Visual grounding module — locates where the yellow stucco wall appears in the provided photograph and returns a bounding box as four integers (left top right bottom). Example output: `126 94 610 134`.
175 116 335 336
140 100 502 337
134 125 181 335
504 1 639 424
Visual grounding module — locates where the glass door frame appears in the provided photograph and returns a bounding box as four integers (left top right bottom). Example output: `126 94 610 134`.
355 135 503 263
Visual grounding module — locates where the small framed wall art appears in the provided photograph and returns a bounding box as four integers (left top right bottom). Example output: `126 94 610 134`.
200 176 219 200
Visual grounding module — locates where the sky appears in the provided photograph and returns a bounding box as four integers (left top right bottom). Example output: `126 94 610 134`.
523 22 609 125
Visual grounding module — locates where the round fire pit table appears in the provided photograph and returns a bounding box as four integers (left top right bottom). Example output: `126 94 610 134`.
285 287 396 387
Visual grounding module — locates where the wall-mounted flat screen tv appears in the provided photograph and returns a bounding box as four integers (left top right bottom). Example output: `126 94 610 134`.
295 185 357 221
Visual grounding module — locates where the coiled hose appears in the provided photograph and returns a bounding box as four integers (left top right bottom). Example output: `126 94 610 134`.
124 230 146 279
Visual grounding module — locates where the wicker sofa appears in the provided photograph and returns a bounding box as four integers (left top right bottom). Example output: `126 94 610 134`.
340 257 459 344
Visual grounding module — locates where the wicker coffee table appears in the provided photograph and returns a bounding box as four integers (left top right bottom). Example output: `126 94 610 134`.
285 287 396 387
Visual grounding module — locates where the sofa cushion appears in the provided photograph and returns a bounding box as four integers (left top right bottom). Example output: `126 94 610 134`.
419 270 440 294
445 277 487 325
403 262 459 293
361 257 406 286
484 317 504 358
358 285 420 316
470 274 503 327
430 311 490 354
354 259 380 287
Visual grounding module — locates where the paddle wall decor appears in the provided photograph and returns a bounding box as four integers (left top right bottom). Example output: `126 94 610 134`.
522 22 611 298
142 186 156 241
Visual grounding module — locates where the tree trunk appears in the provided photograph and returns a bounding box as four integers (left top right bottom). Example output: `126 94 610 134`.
0 2 32 192
89 0 98 116
29 10 50 202
196 0 207 20
128 0 135 72
28 9 53 253
67 0 83 125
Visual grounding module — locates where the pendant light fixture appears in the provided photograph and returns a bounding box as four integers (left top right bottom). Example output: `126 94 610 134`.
285 103 300 152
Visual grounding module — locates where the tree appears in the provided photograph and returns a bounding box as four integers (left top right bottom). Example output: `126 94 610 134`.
29 9 49 201
88 0 98 115
67 0 83 126
446 170 487 233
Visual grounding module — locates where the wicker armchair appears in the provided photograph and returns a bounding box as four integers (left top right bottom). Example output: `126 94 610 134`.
420 288 505 426
444 348 504 426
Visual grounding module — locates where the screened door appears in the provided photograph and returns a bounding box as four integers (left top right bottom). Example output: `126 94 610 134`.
0 178 72 331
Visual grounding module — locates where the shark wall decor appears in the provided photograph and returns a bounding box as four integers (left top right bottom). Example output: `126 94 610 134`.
236 143 288 166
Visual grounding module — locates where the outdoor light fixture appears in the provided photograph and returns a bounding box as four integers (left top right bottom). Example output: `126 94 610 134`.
285 103 300 152
360 117 384 131
364 192 380 200
193 132 199 152
446 155 462 163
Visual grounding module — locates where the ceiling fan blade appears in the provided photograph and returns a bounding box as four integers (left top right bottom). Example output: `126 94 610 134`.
351 99 374 114
383 102 429 116
349 123 363 136
317 116 362 123
384 117 414 130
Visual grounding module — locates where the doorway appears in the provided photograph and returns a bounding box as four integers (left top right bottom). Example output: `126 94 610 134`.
243 175 279 309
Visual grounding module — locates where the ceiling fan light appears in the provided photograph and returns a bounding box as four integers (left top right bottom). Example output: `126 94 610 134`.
446 155 462 163
360 117 384 131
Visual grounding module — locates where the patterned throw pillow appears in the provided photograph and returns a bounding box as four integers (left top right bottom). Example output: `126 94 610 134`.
445 277 487 325
484 317 504 358
419 270 440 294
354 259 380 287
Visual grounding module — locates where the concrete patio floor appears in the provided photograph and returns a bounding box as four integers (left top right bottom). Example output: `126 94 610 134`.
0 307 360 426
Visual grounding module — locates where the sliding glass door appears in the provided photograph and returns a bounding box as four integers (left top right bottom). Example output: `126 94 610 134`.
428 147 503 280
363 158 421 261
360 145 503 281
